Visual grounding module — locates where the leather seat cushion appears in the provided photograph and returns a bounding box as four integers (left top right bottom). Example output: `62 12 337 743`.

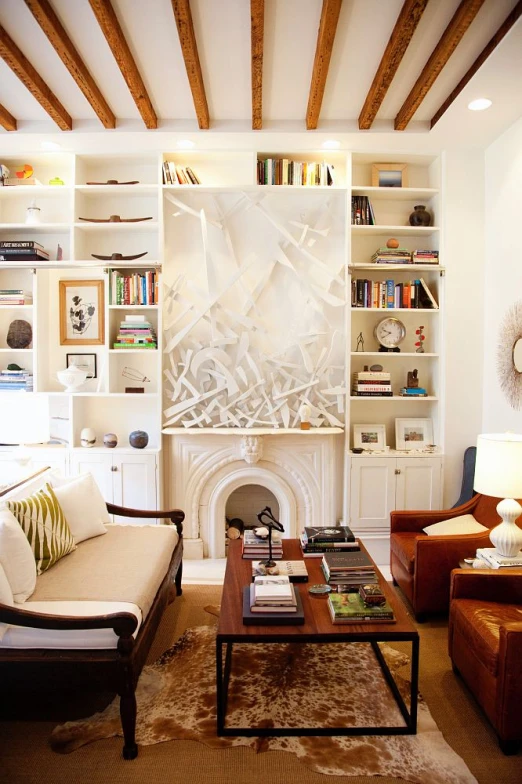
390 532 420 575
451 599 522 676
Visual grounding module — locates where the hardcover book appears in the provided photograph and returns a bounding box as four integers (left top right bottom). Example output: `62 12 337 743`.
327 592 395 624
252 560 308 582
242 585 305 625
303 526 355 543
322 550 374 571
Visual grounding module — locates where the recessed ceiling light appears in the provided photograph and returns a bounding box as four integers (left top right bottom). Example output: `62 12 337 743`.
322 139 341 149
468 98 492 112
176 139 195 149
40 140 61 151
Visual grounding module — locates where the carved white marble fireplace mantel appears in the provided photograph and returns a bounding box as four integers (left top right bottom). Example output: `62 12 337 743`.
163 427 344 559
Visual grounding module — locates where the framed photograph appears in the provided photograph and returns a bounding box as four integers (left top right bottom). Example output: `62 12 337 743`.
353 424 387 450
371 163 409 188
59 280 104 345
66 353 97 379
395 418 434 450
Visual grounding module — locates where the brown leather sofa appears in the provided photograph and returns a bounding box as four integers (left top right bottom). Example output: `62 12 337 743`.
448 569 522 754
390 494 520 620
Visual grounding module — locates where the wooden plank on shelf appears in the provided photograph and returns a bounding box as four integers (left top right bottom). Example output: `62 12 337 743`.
171 0 210 130
358 0 429 130
430 0 522 129
0 23 72 130
394 0 486 131
24 0 116 129
0 101 17 131
250 0 264 130
88 0 157 129
306 0 342 130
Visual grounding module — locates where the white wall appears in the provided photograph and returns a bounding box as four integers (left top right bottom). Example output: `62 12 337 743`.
442 150 485 505
483 116 522 433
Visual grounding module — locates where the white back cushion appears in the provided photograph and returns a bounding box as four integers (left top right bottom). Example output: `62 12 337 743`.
0 508 37 601
0 562 13 641
52 473 109 544
423 514 489 536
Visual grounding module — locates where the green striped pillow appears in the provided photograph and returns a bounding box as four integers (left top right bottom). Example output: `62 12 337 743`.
7 483 76 574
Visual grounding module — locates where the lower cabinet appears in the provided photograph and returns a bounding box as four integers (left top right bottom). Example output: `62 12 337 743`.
70 449 159 524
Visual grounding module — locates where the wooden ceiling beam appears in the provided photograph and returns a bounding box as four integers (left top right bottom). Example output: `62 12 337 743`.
0 102 17 131
251 0 264 130
88 0 157 129
358 0 429 130
431 0 522 128
24 0 115 129
171 0 209 130
394 0 486 130
0 24 71 130
306 0 342 130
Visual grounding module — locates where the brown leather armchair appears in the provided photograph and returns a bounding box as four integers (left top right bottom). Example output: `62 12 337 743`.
448 569 522 754
389 494 520 620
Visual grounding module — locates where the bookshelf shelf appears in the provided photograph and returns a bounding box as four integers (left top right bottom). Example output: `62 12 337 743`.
351 186 439 201
351 224 439 235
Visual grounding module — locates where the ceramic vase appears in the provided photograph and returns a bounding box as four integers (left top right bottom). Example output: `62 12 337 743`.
104 433 118 448
409 205 431 227
129 430 149 449
80 427 96 448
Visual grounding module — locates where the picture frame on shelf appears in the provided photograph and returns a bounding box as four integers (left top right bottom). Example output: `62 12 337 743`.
59 280 104 346
371 163 408 188
353 424 386 451
395 418 433 450
66 352 97 379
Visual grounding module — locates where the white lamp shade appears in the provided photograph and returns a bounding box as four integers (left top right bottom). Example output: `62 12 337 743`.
0 393 50 445
474 433 522 499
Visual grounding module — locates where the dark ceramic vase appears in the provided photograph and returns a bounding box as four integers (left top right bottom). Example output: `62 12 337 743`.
409 205 431 227
129 430 149 449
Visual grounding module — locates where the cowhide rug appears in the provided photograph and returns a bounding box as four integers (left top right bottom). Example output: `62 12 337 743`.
50 626 476 783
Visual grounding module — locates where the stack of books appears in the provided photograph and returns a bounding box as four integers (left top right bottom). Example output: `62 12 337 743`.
241 529 283 560
371 246 412 264
242 575 304 625
257 158 334 187
412 249 439 264
110 270 158 305
113 315 157 349
327 591 395 624
300 525 359 558
321 550 379 591
0 288 31 305
351 195 375 225
352 370 392 397
162 162 201 185
475 548 522 569
0 368 33 390
0 241 49 262
252 560 308 582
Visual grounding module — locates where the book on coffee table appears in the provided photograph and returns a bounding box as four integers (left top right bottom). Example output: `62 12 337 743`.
242 585 305 625
252 560 309 582
327 592 395 624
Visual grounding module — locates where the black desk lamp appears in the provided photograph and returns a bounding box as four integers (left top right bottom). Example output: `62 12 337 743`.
256 506 284 568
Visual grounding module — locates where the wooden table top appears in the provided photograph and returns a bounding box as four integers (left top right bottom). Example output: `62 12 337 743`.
217 539 418 642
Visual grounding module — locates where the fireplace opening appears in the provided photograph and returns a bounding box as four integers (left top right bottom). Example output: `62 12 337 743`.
225 484 280 551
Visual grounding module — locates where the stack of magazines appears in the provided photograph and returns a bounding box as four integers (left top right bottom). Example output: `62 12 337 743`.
474 547 522 569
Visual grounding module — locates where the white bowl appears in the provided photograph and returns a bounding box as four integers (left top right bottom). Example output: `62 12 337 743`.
57 366 88 392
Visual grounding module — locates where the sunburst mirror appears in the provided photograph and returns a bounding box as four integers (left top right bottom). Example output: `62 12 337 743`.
497 300 522 409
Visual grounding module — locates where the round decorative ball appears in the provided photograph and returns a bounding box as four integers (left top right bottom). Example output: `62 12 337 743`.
80 427 96 448
129 430 149 449
386 238 399 249
6 319 32 349
104 433 118 448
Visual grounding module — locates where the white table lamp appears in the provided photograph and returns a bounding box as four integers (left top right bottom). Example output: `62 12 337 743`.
474 433 522 557
0 393 50 468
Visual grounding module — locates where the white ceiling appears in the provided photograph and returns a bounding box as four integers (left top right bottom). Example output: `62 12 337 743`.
0 0 521 151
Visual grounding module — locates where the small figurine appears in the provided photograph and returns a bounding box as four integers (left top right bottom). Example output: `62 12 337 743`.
407 369 419 388
356 332 364 352
415 326 425 353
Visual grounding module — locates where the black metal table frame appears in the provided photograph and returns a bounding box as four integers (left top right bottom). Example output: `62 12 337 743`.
216 632 419 737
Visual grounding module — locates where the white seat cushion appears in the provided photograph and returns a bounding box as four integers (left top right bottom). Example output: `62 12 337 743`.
423 513 489 536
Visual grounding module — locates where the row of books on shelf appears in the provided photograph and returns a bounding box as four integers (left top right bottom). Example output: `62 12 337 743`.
351 195 375 225
351 277 438 309
109 270 158 306
0 289 32 305
257 158 335 187
0 368 33 390
162 161 201 185
113 315 157 349
371 248 439 265
0 240 49 262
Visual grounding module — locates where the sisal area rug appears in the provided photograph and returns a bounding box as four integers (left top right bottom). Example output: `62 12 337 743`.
50 626 477 784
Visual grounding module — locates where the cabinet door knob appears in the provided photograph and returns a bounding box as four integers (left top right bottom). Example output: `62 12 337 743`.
111 465 118 472
395 468 401 475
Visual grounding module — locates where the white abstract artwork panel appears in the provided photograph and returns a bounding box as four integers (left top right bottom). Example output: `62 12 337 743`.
163 190 346 428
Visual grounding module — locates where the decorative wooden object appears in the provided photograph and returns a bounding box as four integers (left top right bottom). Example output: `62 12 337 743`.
171 0 210 130
79 215 153 223
250 0 264 130
306 0 342 130
91 252 148 260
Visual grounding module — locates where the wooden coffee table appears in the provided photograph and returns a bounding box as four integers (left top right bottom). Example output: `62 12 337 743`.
216 538 419 737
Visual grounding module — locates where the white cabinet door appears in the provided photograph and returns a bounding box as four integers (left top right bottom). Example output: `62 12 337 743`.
395 457 442 511
349 457 396 529
69 452 114 503
112 452 158 524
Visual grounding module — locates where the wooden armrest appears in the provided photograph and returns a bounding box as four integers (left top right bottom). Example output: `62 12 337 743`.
390 495 480 533
106 503 184 535
0 601 138 638
450 569 522 604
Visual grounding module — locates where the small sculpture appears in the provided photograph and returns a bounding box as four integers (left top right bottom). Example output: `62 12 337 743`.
299 403 311 430
129 430 149 449
104 433 118 448
407 369 419 388
80 427 96 448
256 507 284 569
91 252 148 261
415 326 425 353
356 332 365 352
49 177 64 186
79 215 152 223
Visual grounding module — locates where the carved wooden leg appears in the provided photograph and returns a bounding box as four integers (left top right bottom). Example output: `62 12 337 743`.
120 682 138 759
175 561 183 596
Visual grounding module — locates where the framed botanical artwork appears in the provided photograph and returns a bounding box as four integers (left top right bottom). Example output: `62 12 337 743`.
371 163 409 188
66 352 97 379
353 424 386 450
395 418 434 450
59 280 104 345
